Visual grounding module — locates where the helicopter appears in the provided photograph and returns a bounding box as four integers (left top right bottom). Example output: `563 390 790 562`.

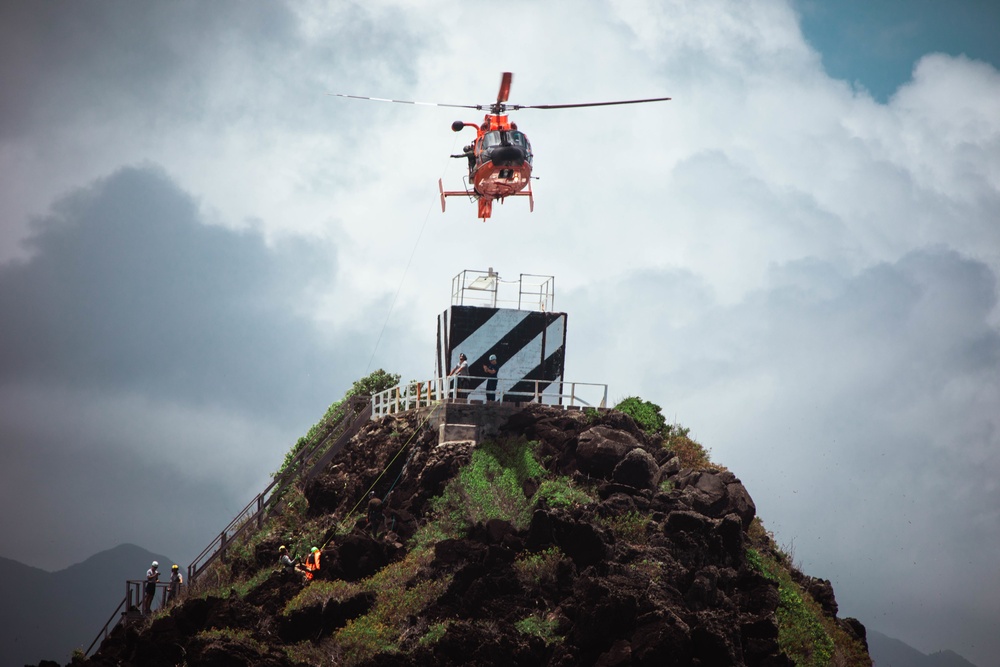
333 73 671 220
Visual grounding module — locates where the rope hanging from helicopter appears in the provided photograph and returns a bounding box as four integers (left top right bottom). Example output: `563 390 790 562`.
363 133 465 375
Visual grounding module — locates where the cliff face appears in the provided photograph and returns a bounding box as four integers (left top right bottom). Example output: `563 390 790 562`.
75 404 871 667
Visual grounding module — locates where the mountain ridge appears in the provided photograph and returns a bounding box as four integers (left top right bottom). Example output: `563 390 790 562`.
0 543 174 666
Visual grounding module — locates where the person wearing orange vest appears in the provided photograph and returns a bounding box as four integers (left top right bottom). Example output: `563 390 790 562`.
302 546 321 580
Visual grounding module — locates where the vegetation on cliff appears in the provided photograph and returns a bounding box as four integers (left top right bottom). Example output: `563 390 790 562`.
72 375 871 667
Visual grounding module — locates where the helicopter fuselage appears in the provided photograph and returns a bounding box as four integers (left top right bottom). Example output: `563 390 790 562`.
455 115 534 205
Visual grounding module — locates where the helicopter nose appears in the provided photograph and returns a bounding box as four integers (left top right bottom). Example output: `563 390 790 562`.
490 145 524 167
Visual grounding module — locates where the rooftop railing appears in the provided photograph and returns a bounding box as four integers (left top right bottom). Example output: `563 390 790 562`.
371 376 607 419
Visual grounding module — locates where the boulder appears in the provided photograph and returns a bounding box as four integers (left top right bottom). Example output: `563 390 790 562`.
577 426 642 478
613 447 661 489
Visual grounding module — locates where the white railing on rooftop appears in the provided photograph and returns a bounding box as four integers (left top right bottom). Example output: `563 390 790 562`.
370 376 608 419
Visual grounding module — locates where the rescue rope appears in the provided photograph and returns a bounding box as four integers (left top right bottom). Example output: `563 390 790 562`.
364 138 462 375
323 402 442 547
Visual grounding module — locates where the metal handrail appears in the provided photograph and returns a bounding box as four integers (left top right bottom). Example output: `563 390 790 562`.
85 595 125 656
187 396 370 583
85 580 176 656
371 376 608 418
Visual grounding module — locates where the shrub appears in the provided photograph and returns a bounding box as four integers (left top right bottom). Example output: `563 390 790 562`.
614 396 667 434
514 547 565 587
669 433 713 470
614 396 715 470
273 369 401 480
349 369 401 397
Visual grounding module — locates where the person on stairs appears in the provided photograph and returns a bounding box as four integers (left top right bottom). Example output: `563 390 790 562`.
167 564 183 603
142 561 159 615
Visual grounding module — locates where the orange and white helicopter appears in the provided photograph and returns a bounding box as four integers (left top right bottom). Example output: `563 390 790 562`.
333 73 670 220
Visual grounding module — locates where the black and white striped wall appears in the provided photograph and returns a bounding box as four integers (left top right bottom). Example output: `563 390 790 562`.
436 305 567 403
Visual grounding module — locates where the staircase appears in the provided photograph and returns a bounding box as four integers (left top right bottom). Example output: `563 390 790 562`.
186 396 372 584
85 395 373 657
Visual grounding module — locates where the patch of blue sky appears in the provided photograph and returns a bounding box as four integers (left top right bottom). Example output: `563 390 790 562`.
794 0 1000 101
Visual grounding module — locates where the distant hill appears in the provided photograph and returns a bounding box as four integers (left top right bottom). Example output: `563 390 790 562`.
0 543 174 666
868 629 980 667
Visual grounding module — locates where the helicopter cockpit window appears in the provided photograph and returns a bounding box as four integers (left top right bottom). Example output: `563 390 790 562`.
483 131 503 148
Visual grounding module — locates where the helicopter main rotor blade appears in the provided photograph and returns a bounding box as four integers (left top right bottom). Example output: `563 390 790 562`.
329 93 484 110
510 96 672 110
497 72 513 105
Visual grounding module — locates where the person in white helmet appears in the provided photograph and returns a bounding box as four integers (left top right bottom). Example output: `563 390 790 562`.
483 353 499 402
142 561 159 615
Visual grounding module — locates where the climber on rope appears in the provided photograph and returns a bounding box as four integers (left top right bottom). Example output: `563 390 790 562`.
300 546 322 581
366 492 384 536
278 545 299 574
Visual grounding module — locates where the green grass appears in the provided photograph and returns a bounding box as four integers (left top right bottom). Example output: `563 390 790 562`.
515 614 562 644
535 477 594 509
514 547 565 587
595 511 649 545
747 521 870 667
418 621 451 647
195 628 268 654
284 579 363 615
429 437 545 532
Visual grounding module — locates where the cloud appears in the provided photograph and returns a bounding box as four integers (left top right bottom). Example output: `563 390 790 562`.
0 165 370 569
563 245 1000 658
0 164 339 417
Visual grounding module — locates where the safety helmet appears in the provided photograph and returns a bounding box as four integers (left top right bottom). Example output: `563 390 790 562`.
151 561 158 568
171 564 179 570
311 546 319 553
489 354 497 361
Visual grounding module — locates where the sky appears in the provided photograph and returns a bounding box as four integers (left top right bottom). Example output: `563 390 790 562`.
0 0 998 664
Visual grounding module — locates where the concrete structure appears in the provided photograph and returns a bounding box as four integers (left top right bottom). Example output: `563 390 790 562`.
436 270 567 404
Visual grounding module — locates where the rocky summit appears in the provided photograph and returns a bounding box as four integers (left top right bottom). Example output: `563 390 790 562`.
64 403 871 666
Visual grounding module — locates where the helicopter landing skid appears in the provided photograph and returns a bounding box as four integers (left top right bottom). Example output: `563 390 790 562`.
438 179 533 221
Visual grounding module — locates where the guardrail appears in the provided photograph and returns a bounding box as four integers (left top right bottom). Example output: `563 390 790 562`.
186 396 370 584
85 580 176 656
371 376 608 419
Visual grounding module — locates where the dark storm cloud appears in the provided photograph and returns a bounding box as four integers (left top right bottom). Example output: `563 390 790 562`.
0 0 426 140
0 1 297 138
0 164 336 419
